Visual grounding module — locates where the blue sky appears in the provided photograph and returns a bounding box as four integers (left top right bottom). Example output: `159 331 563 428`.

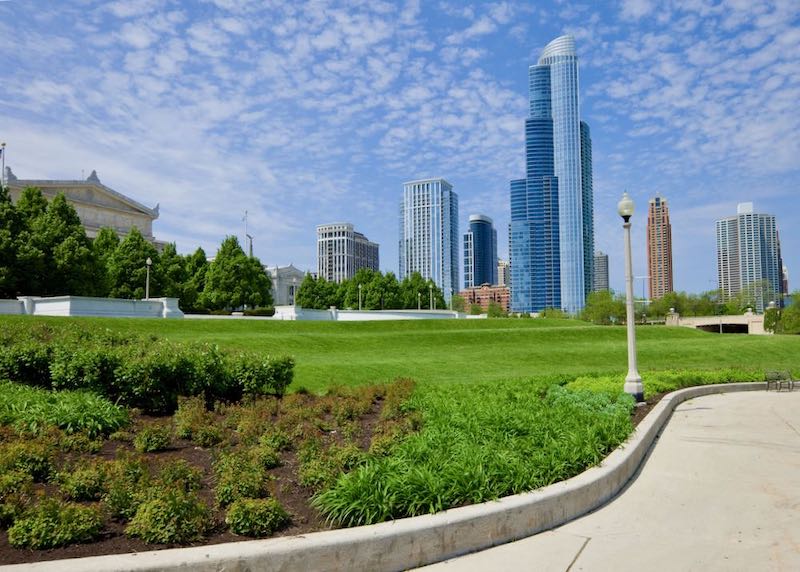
1 0 798 295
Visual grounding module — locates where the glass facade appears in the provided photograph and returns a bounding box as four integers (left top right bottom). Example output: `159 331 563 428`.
463 214 498 288
399 178 459 303
509 35 592 314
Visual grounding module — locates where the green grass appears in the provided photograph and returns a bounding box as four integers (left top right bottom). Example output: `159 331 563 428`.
2 316 797 393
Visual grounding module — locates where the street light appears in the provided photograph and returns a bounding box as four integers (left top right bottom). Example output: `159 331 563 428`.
292 277 297 306
429 284 433 310
358 283 362 311
617 192 643 402
145 257 152 300
417 291 421 310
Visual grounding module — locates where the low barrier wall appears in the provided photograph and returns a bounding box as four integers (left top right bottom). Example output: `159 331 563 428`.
0 296 183 319
271 306 463 321
1 382 764 572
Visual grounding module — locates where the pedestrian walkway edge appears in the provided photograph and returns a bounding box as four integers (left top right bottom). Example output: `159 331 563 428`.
1 382 765 572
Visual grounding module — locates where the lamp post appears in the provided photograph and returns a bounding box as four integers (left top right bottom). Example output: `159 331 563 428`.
292 277 297 306
358 283 362 311
417 291 421 310
618 192 643 402
145 257 152 300
429 284 433 310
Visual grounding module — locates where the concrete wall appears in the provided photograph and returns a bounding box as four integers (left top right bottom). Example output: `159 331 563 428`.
1 296 183 318
271 306 464 321
666 311 766 335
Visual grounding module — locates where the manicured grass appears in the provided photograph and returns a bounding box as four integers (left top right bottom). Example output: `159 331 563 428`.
1 316 798 393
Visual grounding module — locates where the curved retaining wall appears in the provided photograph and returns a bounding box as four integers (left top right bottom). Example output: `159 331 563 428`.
1 382 765 572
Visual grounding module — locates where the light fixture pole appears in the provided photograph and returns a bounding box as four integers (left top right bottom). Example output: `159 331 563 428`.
292 277 297 306
618 192 643 402
429 284 433 310
417 291 421 310
145 257 152 300
358 283 362 311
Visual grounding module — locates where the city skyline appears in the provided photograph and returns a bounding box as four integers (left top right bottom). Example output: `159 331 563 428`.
2 1 798 295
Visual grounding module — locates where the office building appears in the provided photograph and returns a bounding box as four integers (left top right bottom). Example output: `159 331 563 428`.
463 214 498 288
460 284 510 313
646 196 674 299
715 202 781 313
497 259 510 287
316 223 379 283
399 178 459 302
509 35 593 314
593 251 609 292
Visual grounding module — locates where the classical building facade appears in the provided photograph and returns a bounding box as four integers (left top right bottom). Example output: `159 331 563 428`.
509 35 594 314
463 214 498 288
6 168 163 247
460 284 510 313
716 202 781 313
316 223 379 283
646 196 674 299
399 178 459 303
266 264 307 306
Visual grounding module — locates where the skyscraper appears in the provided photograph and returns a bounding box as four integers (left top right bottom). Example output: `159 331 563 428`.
509 35 593 314
497 259 510 288
463 214 498 288
646 196 674 299
593 251 609 292
715 203 781 313
399 178 459 303
316 222 379 283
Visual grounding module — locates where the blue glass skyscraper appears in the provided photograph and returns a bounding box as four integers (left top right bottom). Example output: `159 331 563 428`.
464 214 498 288
510 35 593 314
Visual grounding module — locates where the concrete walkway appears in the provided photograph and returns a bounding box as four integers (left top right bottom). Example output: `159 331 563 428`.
419 391 800 571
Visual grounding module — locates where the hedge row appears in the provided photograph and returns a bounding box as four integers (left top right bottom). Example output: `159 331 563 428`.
0 325 293 414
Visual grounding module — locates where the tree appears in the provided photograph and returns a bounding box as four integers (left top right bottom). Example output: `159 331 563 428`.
399 272 429 309
451 294 466 313
0 184 21 297
487 300 506 318
184 247 209 311
295 274 321 309
92 227 120 297
469 303 483 315
580 290 626 325
108 227 160 299
200 236 272 310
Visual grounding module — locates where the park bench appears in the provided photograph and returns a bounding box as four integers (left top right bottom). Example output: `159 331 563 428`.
765 371 795 391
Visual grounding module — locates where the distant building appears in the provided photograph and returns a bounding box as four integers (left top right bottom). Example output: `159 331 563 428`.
266 264 306 306
6 167 164 248
497 259 511 287
716 202 781 313
593 251 609 292
509 35 594 314
460 284 510 313
316 223 379 283
399 178 459 303
782 265 789 302
646 196 674 299
463 214 498 288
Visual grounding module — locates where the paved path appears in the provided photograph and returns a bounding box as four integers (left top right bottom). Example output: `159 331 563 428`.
419 391 800 571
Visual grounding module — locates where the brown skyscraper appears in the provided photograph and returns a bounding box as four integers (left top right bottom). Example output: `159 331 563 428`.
646 196 673 299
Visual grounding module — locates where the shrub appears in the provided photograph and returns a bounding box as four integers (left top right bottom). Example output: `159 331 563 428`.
134 425 172 452
226 498 289 537
259 428 292 452
251 443 281 470
232 355 295 398
0 470 33 526
213 450 270 506
173 396 208 439
126 489 210 544
7 498 103 549
243 307 276 317
58 464 107 501
0 441 53 482
194 425 223 447
157 459 202 493
49 345 119 393
0 342 53 387
102 455 150 520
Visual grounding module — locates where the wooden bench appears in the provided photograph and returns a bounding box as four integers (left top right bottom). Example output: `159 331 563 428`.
765 371 795 391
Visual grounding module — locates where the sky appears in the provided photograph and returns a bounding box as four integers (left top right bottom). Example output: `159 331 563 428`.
1 0 798 295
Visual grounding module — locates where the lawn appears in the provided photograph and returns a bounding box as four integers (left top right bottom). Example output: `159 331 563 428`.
2 316 796 393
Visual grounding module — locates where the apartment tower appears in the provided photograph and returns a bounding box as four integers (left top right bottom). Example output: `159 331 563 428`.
593 251 609 292
316 223 379 283
463 214 498 288
646 196 674 299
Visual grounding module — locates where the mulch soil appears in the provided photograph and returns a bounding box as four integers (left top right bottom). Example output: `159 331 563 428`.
1 390 666 566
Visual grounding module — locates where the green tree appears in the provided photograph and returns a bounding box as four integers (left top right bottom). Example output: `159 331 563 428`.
108 227 160 299
295 274 321 309
487 300 506 318
184 247 209 311
92 227 120 297
200 236 272 310
580 290 626 325
399 272 429 309
12 187 48 295
469 303 483 315
451 294 466 313
0 184 21 297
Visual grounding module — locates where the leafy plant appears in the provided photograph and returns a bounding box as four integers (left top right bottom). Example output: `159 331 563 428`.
225 498 289 537
7 498 103 549
0 441 53 482
125 488 210 544
102 455 151 520
58 464 107 501
213 450 270 506
133 424 172 452
156 459 202 493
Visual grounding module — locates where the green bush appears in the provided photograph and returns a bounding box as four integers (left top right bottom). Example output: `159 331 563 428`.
243 307 276 317
0 470 33 526
49 345 119 393
102 455 150 520
7 498 103 549
126 488 210 544
194 425 223 447
259 429 292 452
226 498 289 537
232 355 295 398
0 342 53 387
133 425 172 452
58 464 106 501
174 396 208 439
0 441 53 482
213 450 270 506
157 459 202 492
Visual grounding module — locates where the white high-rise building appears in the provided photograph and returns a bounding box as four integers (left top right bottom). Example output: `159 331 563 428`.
592 251 609 292
316 223 379 283
497 259 511 287
715 203 781 313
399 178 459 302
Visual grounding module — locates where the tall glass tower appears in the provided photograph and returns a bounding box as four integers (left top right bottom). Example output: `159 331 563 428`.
399 178 459 303
510 35 593 314
463 214 498 288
